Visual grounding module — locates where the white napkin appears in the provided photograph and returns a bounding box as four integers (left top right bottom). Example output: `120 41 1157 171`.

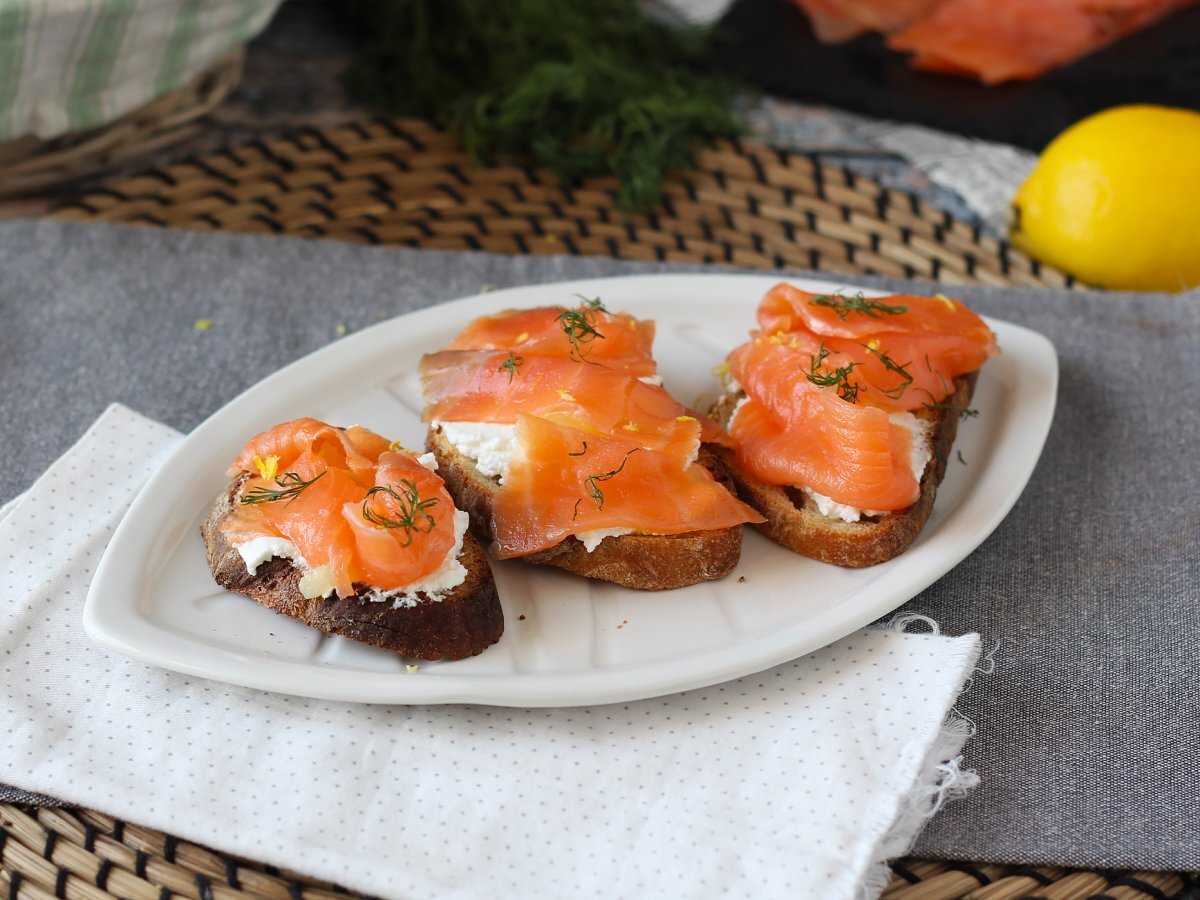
0 404 982 900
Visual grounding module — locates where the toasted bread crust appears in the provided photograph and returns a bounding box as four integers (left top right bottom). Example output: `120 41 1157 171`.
201 477 503 660
708 373 977 567
426 426 744 590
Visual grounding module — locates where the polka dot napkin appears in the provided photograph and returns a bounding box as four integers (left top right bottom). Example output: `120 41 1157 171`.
0 405 981 900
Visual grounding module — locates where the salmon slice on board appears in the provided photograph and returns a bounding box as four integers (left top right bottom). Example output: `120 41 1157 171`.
886 0 1194 83
791 0 942 42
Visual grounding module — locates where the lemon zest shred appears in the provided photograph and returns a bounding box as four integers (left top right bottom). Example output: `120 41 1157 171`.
253 455 280 481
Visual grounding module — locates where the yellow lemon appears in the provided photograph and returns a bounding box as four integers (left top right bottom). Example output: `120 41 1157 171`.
1010 105 1200 292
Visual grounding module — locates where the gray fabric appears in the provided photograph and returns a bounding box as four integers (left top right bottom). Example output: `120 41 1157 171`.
1 219 1197 868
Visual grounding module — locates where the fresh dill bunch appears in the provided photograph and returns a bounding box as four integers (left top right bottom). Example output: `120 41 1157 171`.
341 0 744 210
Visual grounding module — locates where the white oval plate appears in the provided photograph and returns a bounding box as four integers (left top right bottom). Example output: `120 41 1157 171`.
84 273 1057 707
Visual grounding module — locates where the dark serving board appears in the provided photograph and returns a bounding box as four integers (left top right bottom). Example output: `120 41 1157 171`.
705 0 1200 151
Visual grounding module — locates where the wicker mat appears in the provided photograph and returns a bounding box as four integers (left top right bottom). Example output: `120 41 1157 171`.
51 118 1073 289
14 118 1191 900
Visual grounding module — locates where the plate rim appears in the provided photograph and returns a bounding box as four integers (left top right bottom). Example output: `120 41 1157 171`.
83 272 1058 707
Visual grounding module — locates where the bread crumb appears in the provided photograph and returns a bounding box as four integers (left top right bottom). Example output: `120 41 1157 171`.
336 323 348 335
617 618 629 630
737 576 746 583
518 614 526 621
193 318 213 331
405 664 419 674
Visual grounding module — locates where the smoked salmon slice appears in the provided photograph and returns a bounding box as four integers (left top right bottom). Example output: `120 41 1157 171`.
493 415 760 558
725 284 995 511
792 0 941 42
444 301 658 376
424 298 761 556
887 0 1192 84
793 0 1195 83
751 284 995 414
420 348 717 464
223 419 459 598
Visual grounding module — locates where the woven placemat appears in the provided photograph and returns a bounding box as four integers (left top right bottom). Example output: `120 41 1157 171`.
18 117 1191 900
51 117 1076 290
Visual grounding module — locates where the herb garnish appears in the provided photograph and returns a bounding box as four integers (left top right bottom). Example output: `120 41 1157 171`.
922 399 979 418
362 479 439 546
568 440 589 457
340 0 744 211
810 293 907 320
584 448 640 510
558 298 608 363
498 351 524 383
859 343 913 400
804 342 863 404
240 471 326 506
574 294 608 314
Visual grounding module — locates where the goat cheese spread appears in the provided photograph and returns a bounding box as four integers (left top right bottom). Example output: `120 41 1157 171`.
234 509 470 605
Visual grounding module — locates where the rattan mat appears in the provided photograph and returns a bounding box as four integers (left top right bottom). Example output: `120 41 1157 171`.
14 118 1192 900
52 118 1072 289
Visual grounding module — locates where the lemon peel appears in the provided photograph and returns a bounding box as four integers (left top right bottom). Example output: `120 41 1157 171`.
253 455 280 481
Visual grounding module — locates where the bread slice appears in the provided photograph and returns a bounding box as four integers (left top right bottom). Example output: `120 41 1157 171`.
708 373 977 567
201 475 503 660
426 426 744 591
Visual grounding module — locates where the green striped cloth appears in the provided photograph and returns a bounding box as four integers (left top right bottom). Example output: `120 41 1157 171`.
0 0 281 142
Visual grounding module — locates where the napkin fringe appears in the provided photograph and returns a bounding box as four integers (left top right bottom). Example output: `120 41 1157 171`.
857 614 986 900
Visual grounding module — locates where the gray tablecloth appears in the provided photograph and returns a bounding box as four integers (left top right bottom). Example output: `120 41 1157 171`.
2 219 1197 869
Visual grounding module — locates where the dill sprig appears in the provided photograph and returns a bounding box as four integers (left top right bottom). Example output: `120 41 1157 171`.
860 343 914 400
915 383 978 418
339 0 744 211
568 441 589 457
810 293 908 320
574 294 608 314
922 398 979 418
240 471 325 506
584 448 640 510
498 351 524 383
558 302 607 363
361 480 439 547
804 342 863 403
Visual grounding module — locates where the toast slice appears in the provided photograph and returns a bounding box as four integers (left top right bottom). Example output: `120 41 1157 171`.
201 475 503 660
708 372 977 567
426 425 744 591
